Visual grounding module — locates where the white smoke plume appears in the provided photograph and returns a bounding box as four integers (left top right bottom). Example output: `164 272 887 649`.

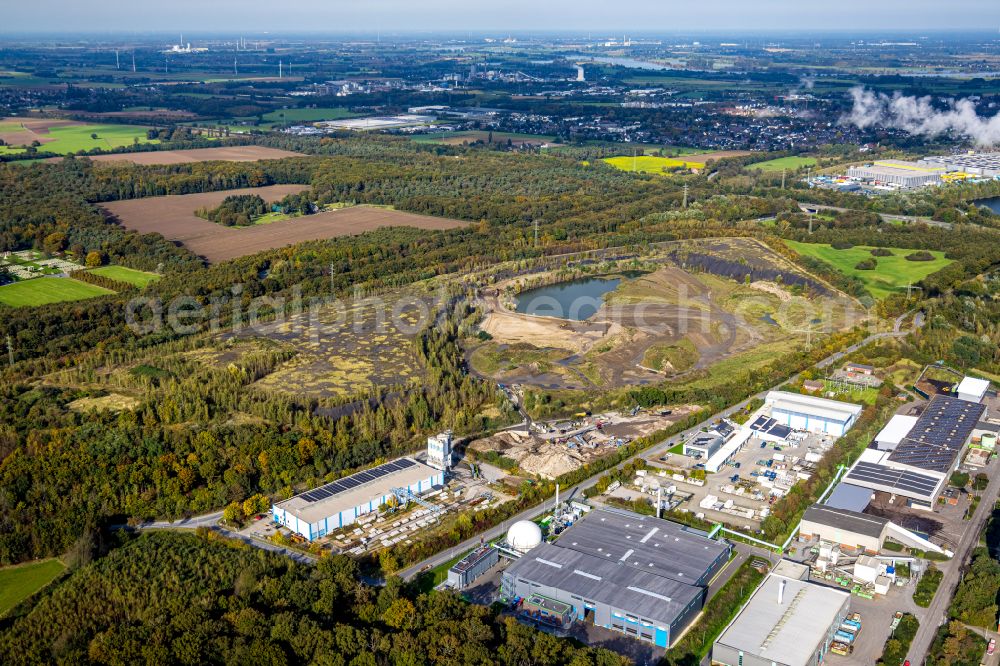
844 86 1000 146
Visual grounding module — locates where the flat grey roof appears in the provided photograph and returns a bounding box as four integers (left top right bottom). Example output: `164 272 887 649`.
555 508 730 584
802 504 888 539
888 395 986 472
505 542 702 629
715 575 850 666
824 482 874 513
276 457 438 524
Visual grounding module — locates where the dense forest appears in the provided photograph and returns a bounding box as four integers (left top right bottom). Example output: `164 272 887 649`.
0 531 628 666
197 193 270 226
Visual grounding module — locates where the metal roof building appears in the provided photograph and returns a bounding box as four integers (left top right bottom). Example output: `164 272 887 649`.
843 395 986 509
886 395 986 473
956 376 990 404
766 391 863 437
800 504 889 553
501 508 731 648
272 457 443 541
824 482 875 512
846 160 948 188
713 574 851 666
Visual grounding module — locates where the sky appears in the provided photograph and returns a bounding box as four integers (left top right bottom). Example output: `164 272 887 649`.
2 0 999 34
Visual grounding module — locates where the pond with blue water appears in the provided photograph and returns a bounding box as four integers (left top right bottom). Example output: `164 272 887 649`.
515 277 622 321
975 197 1000 214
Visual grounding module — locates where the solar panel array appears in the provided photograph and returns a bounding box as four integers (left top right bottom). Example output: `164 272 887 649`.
887 396 986 472
749 416 791 439
845 461 940 499
298 458 417 504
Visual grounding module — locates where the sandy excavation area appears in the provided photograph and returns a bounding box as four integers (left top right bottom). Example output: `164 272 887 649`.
102 186 468 263
471 407 700 480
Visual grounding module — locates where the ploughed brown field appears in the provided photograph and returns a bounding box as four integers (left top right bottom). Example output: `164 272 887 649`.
47 146 303 165
102 185 468 263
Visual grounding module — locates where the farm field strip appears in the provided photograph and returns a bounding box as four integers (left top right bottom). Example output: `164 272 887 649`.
748 156 818 171
44 145 303 165
603 151 753 174
102 186 468 263
0 118 156 155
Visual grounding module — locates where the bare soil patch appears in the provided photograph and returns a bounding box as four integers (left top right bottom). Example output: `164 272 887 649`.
49 146 303 165
103 186 468 263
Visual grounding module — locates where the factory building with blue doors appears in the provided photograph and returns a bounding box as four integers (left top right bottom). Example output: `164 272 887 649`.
501 508 731 648
272 457 443 541
765 391 863 437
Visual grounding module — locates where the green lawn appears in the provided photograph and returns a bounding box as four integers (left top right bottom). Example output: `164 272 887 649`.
88 265 160 288
0 123 156 155
748 156 817 172
603 155 704 173
821 379 879 405
0 559 66 616
784 240 953 299
0 278 115 307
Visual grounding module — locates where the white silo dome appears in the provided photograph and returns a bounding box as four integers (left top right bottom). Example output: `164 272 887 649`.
506 520 543 553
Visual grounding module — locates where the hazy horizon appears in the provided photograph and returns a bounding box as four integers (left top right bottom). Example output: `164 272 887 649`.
2 1 999 35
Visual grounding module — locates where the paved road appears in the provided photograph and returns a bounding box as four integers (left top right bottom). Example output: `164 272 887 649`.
116 314 923 585
798 203 953 229
906 455 1000 664
123 510 225 530
399 319 919 581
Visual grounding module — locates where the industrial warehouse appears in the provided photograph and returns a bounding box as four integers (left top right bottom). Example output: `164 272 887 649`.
713 573 852 666
845 160 949 189
765 390 863 437
272 456 444 541
842 394 987 509
500 508 731 648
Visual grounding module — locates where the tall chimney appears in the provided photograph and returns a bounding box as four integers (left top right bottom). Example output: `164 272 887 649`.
555 484 559 513
778 579 785 605
656 487 662 518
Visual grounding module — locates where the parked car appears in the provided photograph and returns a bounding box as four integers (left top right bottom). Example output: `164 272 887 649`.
988 638 996 655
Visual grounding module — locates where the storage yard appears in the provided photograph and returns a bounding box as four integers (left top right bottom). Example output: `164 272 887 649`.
468 407 700 480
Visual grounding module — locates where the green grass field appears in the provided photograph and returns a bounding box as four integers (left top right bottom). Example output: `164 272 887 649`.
748 156 817 172
0 278 115 307
0 123 157 155
603 155 704 173
88 265 160 288
261 107 357 123
0 559 66 616
785 240 953 299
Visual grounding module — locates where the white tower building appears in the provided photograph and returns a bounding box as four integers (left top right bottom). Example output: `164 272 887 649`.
427 431 453 471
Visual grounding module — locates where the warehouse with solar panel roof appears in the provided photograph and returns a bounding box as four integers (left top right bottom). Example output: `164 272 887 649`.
799 375 996 559
272 433 451 541
840 391 988 510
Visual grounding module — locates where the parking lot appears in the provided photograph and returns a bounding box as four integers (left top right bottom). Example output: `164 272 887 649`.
644 421 836 530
